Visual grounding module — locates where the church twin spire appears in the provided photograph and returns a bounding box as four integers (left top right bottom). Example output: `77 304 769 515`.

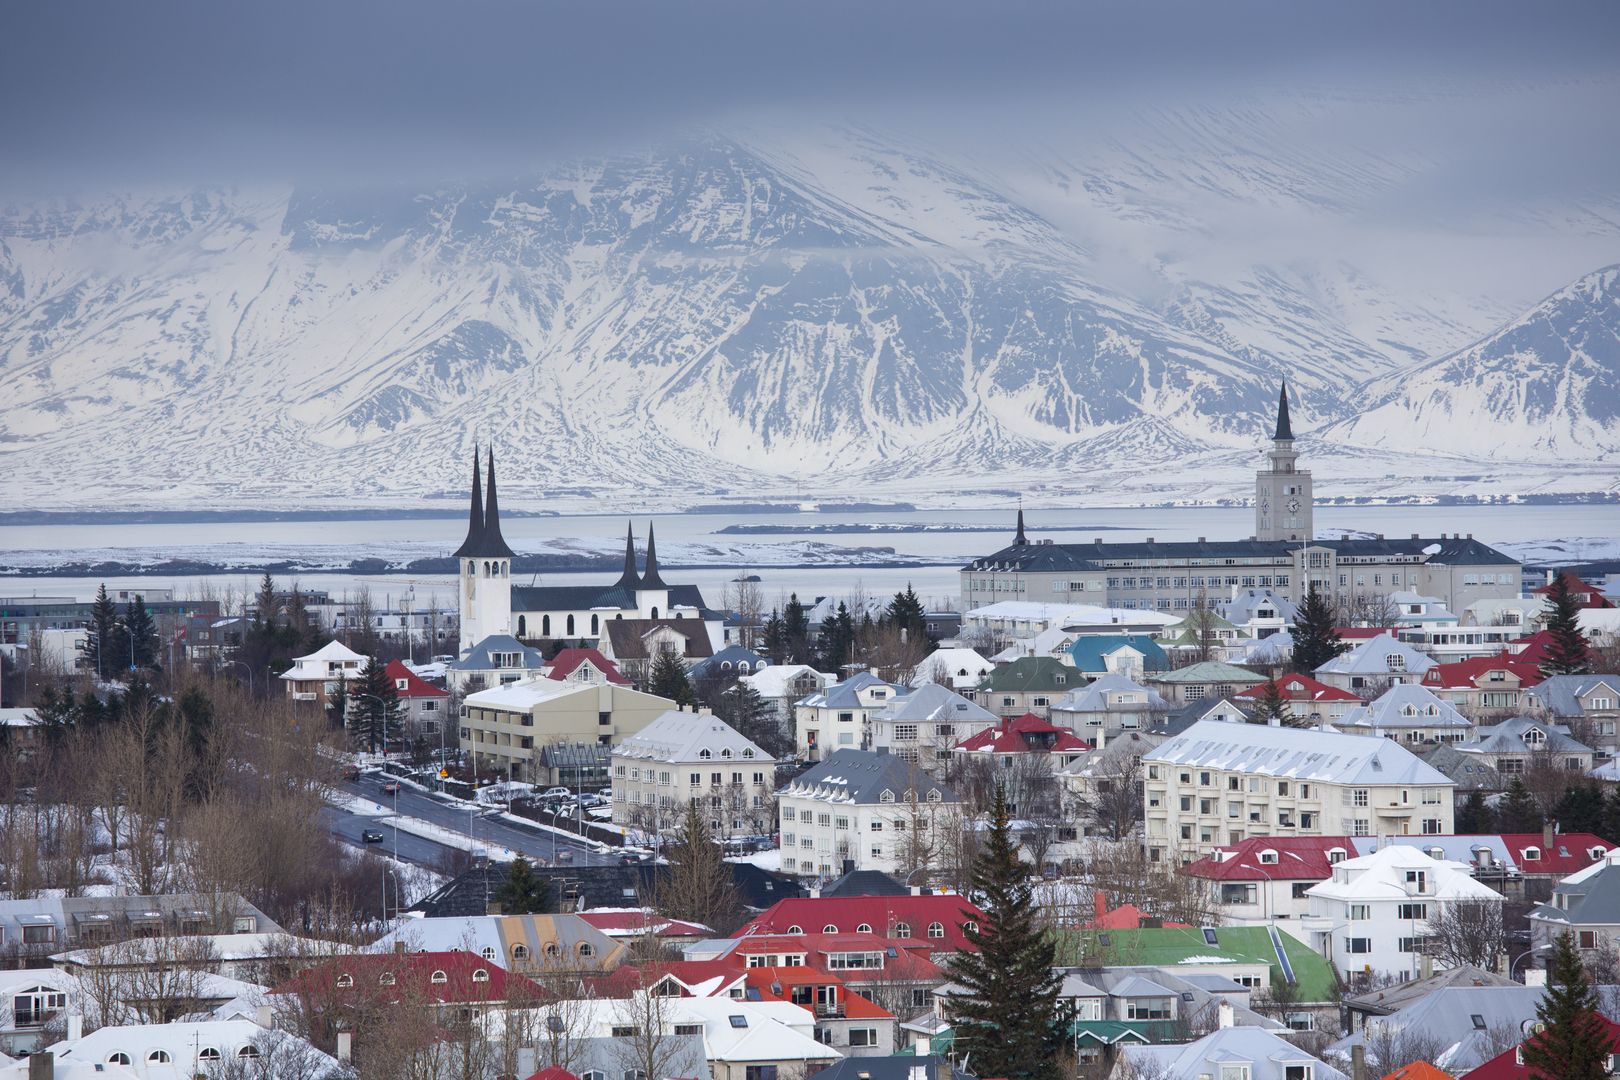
454 443 516 559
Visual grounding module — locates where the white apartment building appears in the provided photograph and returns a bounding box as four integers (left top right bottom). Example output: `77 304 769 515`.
867 682 999 765
775 749 957 879
610 710 776 838
1301 844 1505 982
794 672 908 762
1141 721 1456 862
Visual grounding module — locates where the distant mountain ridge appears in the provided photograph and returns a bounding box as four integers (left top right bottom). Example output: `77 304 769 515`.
0 124 1615 510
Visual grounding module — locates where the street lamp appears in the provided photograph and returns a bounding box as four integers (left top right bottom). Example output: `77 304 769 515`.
348 692 393 758
225 659 254 696
381 864 399 924
1512 943 1552 981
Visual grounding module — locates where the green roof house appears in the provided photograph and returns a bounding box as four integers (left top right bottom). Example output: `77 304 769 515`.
974 656 1078 720
1146 661 1266 705
1052 925 1338 1004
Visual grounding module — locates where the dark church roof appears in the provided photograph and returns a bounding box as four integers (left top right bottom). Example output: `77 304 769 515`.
639 523 669 590
453 446 516 559
964 534 1518 573
1274 380 1294 441
615 523 641 590
510 583 710 618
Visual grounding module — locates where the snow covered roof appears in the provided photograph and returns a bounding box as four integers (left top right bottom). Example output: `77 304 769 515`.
1314 632 1437 676
291 639 366 664
1339 683 1473 732
451 634 545 672
909 647 994 689
795 671 908 709
954 713 1089 755
1146 660 1266 686
740 664 835 699
48 1021 338 1078
384 659 448 698
1306 844 1503 903
777 749 955 807
874 682 997 724
1051 673 1167 714
612 710 775 766
1121 1027 1347 1080
370 914 624 966
1219 588 1299 626
963 600 1180 627
1144 719 1454 787
1458 716 1594 757
463 678 595 711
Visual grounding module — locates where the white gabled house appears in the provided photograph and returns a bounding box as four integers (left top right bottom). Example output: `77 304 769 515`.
1314 633 1437 695
277 640 367 705
1337 683 1475 745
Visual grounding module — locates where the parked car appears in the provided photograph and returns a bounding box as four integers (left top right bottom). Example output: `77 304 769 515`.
361 830 384 844
575 793 607 809
341 765 361 781
539 786 571 800
381 781 401 795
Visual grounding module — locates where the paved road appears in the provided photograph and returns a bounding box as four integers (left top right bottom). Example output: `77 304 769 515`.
320 805 462 867
334 776 620 868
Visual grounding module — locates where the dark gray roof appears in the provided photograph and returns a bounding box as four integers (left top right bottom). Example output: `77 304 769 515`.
1543 862 1620 927
690 646 768 680
782 749 957 806
1524 675 1620 717
815 1057 972 1080
602 619 715 661
511 582 710 615
963 535 1519 573
820 870 909 898
450 634 545 671
1274 381 1293 441
1415 742 1505 790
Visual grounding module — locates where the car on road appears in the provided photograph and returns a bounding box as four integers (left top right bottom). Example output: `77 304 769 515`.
381 781 401 795
361 830 384 843
341 765 361 781
575 793 607 809
618 851 649 865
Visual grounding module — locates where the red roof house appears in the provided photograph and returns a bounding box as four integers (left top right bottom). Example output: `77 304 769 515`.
544 647 630 686
1084 891 1189 930
1233 673 1361 720
385 659 450 700
1182 836 1354 885
576 908 711 941
1464 1013 1620 1078
1509 629 1566 667
525 1069 583 1080
953 713 1089 759
1492 832 1614 877
273 950 545 1008
1532 571 1614 608
737 896 987 954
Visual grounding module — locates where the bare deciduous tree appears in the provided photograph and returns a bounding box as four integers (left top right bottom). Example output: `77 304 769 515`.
1425 897 1506 971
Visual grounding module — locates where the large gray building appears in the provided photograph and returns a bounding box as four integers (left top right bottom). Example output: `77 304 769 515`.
961 386 1520 615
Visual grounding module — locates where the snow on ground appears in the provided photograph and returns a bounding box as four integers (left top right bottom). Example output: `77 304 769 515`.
1496 537 1620 565
726 849 781 872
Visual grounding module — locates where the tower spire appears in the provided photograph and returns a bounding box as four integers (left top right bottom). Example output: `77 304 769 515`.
1014 504 1028 546
452 442 486 557
1274 381 1294 442
615 521 641 590
639 522 668 590
479 445 516 558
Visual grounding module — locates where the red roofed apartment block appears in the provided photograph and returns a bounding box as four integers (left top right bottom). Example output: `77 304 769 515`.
737 896 987 954
953 713 1090 763
273 950 546 1010
1233 673 1361 723
1465 1012 1620 1078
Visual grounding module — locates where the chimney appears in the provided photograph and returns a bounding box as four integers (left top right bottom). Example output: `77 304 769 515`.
1351 1045 1368 1080
1544 820 1556 850
255 1004 275 1029
486 901 504 916
1411 533 1419 540
1420 952 1433 980
1217 999 1234 1028
1146 537 1154 544
336 1032 353 1064
843 858 855 876
1093 890 1109 922
1094 538 1102 545
27 1052 52 1080
394 940 408 955
1198 536 1206 543
66 1013 82 1042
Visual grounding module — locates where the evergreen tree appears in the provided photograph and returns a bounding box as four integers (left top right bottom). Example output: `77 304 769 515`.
761 610 787 665
254 573 278 628
1248 679 1304 728
647 646 696 707
945 785 1065 1080
1456 789 1493 834
30 686 81 747
85 583 124 681
782 594 811 665
348 656 401 753
1557 785 1607 835
121 595 159 671
817 602 856 674
285 587 313 651
1604 788 1620 851
1291 585 1347 673
1542 572 1594 677
1497 778 1543 833
718 679 792 759
1521 930 1615 1079
658 800 742 933
886 584 929 647
494 855 553 914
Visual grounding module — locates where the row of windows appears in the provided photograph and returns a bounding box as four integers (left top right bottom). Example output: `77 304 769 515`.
771 921 954 938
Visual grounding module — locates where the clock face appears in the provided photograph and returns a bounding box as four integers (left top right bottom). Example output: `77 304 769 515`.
1287 497 1302 513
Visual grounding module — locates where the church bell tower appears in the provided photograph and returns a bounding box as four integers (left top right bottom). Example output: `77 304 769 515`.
1254 382 1313 542
453 444 515 658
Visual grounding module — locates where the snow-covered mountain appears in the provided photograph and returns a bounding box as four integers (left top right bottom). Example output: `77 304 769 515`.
0 118 1616 511
1328 265 1620 460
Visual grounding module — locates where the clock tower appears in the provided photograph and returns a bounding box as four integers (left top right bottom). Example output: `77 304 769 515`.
1255 382 1313 542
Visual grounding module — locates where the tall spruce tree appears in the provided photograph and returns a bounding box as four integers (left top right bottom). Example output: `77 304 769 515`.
1291 585 1347 673
945 785 1065 1080
718 679 791 759
782 594 811 665
761 610 787 664
647 646 696 707
254 573 278 627
1248 679 1305 728
348 655 401 753
1456 789 1493 834
1520 930 1615 1079
122 595 159 671
818 602 856 674
658 801 742 933
1542 572 1593 677
494 855 553 914
1497 778 1542 833
86 583 124 680
886 584 929 646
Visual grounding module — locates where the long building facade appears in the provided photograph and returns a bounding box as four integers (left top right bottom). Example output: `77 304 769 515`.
960 386 1520 615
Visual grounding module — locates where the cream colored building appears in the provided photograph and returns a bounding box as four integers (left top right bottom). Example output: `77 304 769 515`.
459 678 676 781
1141 720 1456 862
611 710 776 838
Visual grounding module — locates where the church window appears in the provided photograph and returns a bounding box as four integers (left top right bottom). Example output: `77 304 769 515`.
591 614 599 635
651 607 659 619
517 616 526 637
466 562 474 577
567 615 575 636
542 615 551 636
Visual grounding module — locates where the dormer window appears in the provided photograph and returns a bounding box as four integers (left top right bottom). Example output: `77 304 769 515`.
1259 850 1278 865
1327 848 1346 864
1387 655 1406 673
699 749 712 760
1523 846 1541 861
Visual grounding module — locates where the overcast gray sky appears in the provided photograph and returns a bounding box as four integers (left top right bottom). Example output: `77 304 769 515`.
2 0 1618 195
